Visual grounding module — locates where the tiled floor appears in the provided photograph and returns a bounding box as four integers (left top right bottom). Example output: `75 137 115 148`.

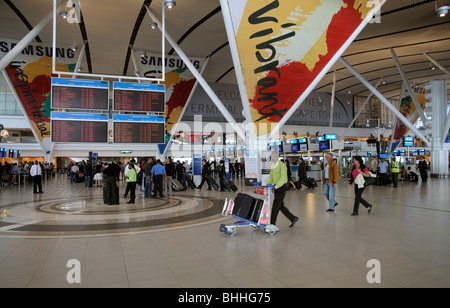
0 176 449 288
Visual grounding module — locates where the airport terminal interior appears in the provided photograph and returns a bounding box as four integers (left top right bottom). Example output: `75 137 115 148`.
0 0 449 289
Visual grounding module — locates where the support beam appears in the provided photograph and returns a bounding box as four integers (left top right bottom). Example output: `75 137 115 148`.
338 79 382 142
145 6 246 141
390 48 427 125
0 0 65 72
72 42 86 79
130 48 142 82
339 57 431 147
424 53 450 77
329 71 336 128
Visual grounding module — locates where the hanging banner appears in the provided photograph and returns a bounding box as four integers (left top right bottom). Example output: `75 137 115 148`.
391 84 427 152
135 51 206 132
221 0 384 136
0 38 78 152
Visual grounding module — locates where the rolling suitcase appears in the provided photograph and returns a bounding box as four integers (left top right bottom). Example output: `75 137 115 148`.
226 178 238 192
186 177 196 189
294 181 302 190
308 177 318 188
206 175 219 191
221 177 231 191
232 193 255 219
104 185 119 205
172 179 185 191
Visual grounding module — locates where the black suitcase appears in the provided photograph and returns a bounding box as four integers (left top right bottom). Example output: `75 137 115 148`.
103 185 119 205
233 193 255 219
206 175 219 191
249 198 264 222
186 177 196 189
221 177 231 191
227 178 238 192
301 178 316 189
294 181 302 190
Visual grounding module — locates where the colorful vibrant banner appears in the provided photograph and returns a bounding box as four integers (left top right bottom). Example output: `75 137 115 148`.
1 38 78 152
222 0 383 135
135 51 206 132
391 85 427 152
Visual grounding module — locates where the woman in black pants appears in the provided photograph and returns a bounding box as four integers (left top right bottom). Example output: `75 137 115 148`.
347 156 373 216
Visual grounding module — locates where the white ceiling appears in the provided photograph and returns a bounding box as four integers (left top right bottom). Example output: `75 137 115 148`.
1 0 449 101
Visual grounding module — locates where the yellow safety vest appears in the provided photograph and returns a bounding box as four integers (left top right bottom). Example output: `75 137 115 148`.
391 161 400 173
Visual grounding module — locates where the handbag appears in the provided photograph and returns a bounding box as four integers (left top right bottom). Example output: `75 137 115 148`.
364 172 376 186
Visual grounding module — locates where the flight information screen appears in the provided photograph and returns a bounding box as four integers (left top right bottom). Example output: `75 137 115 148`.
51 120 108 143
51 78 109 110
113 122 165 144
113 82 165 112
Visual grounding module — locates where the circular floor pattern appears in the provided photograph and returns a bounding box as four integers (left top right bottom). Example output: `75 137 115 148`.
0 195 226 238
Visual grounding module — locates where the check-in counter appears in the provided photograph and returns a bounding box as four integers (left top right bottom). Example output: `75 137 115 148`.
307 165 322 182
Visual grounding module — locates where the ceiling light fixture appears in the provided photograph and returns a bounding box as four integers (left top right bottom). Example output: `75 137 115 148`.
70 45 78 52
149 21 158 29
436 5 450 17
60 10 68 18
164 0 176 9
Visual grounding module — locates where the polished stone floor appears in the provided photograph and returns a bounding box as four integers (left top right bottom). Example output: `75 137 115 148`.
0 175 449 288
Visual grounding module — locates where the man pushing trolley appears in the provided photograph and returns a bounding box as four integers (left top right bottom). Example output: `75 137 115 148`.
220 151 299 236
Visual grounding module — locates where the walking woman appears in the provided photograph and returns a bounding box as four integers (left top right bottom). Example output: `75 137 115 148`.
346 156 373 216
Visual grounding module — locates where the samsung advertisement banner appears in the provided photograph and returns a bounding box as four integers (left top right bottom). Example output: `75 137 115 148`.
182 82 353 127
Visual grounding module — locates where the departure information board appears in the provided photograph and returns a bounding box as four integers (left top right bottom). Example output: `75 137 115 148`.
51 78 109 110
113 82 165 112
51 112 109 143
114 122 164 144
113 114 165 144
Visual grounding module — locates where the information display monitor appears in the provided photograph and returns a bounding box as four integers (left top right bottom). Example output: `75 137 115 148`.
51 112 109 143
113 114 165 144
113 82 165 113
51 78 109 110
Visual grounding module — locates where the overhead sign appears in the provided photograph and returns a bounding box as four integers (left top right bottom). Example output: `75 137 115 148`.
221 0 384 136
134 51 206 132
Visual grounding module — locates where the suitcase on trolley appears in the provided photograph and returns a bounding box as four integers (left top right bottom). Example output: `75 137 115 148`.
232 193 254 219
206 175 219 191
249 198 264 222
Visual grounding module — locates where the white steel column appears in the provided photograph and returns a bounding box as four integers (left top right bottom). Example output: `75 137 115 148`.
427 79 448 176
145 6 246 141
329 71 336 128
72 42 86 79
390 48 427 125
339 57 431 147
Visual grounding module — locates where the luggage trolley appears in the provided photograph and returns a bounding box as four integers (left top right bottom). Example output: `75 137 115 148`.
220 183 279 236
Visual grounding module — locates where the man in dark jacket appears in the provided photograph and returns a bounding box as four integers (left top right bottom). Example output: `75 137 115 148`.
418 157 428 182
298 157 308 183
197 159 212 190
